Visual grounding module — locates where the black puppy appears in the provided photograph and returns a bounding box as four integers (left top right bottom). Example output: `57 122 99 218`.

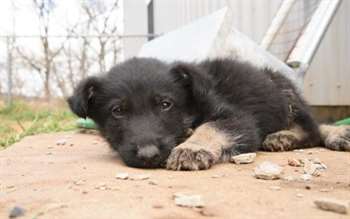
68 57 350 170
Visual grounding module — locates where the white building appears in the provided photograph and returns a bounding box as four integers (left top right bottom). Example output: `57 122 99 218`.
123 0 350 107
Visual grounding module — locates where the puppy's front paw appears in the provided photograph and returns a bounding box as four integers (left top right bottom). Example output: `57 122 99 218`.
262 131 299 152
166 143 215 171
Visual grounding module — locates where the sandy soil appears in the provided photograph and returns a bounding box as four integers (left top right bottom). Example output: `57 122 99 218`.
1 132 349 219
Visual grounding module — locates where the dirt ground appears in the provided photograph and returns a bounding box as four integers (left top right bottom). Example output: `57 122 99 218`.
1 132 349 219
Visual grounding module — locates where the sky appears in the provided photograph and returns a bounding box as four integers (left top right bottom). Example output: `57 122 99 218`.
0 0 124 35
0 0 124 97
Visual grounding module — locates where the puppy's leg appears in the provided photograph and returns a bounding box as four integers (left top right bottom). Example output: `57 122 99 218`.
262 102 322 151
320 125 350 151
166 112 260 171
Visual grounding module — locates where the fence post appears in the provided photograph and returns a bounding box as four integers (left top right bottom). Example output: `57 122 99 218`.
6 36 13 106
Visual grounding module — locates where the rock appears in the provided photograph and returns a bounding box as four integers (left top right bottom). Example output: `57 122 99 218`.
56 139 67 146
230 153 256 164
314 198 349 214
152 204 163 209
211 174 226 178
282 175 295 182
73 179 85 186
296 193 304 198
9 206 25 218
303 158 327 176
320 187 333 192
269 186 281 191
199 209 216 217
148 180 158 185
115 173 129 180
130 174 150 181
288 158 303 167
95 183 108 190
300 174 312 181
174 193 204 208
254 161 283 180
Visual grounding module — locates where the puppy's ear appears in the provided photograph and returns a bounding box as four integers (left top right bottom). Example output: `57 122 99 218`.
67 76 101 118
170 63 211 99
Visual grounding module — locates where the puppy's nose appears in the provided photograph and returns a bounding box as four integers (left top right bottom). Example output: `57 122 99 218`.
137 145 160 160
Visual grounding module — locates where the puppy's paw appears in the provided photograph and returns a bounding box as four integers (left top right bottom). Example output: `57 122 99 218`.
262 131 299 152
166 143 215 171
324 126 350 151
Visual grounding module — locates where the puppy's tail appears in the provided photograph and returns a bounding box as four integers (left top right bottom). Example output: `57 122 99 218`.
319 124 350 151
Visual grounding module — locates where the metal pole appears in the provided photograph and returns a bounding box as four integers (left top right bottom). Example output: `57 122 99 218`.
6 36 13 106
260 0 297 50
287 0 342 71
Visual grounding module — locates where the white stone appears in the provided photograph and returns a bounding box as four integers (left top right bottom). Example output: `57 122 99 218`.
115 173 129 180
130 174 150 181
56 139 67 146
174 193 204 208
254 161 283 180
230 153 256 164
300 174 312 181
314 198 349 214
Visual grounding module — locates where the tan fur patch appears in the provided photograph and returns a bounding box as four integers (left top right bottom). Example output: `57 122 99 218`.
179 123 238 160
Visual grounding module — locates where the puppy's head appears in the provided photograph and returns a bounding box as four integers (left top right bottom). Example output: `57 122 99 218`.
68 58 207 168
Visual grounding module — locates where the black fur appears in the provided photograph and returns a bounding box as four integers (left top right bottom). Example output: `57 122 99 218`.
68 57 322 168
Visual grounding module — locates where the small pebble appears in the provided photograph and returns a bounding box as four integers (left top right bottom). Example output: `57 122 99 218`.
314 198 349 214
56 139 67 146
211 174 225 178
148 180 158 185
174 193 204 208
269 186 281 191
254 161 283 180
296 193 304 198
152 204 163 209
198 209 216 217
288 158 303 167
46 152 53 155
74 179 85 186
9 206 25 218
115 173 129 180
282 175 295 182
320 188 333 192
300 174 312 181
230 153 256 164
130 174 150 181
305 185 311 190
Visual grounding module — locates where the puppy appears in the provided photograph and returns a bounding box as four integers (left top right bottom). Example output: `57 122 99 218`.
68 57 350 170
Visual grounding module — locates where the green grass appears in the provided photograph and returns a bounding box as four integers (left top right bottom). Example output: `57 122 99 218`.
0 100 77 148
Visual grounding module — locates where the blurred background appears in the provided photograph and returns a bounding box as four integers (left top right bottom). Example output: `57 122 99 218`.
0 0 349 147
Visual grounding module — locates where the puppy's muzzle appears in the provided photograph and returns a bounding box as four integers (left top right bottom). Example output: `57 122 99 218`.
137 145 160 160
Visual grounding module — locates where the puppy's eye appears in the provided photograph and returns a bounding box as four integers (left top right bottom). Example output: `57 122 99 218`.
160 100 173 111
111 105 124 118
